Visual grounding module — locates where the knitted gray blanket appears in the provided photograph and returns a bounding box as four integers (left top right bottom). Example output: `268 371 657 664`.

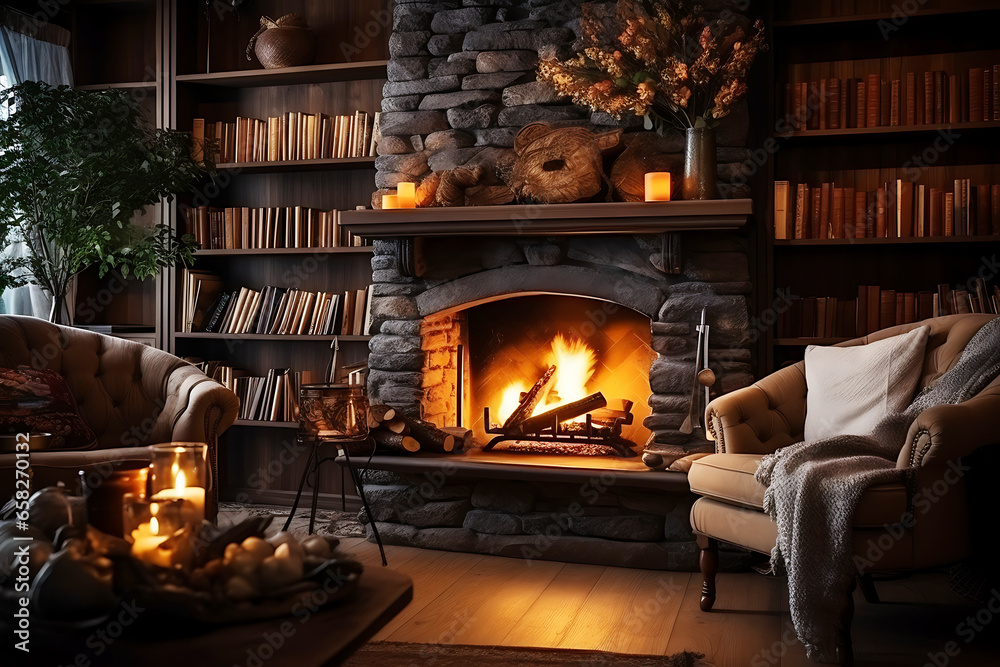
756 317 1000 663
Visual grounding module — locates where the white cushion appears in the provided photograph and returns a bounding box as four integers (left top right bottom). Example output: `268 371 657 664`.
804 326 930 440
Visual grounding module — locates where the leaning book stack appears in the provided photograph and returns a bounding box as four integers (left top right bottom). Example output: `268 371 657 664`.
179 270 373 336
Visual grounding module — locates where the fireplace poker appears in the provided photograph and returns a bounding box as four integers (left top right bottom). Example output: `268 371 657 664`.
679 307 707 434
698 312 715 414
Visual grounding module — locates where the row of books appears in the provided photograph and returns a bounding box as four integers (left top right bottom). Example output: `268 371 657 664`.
183 206 364 250
188 362 313 422
191 111 380 164
180 269 372 336
778 279 999 339
784 66 1000 131
773 179 1000 240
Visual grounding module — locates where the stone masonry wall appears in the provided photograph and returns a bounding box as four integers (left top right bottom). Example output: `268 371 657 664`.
376 0 754 203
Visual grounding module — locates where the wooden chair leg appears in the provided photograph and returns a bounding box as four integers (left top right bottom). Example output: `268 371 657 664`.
857 573 880 604
835 579 857 664
697 534 719 612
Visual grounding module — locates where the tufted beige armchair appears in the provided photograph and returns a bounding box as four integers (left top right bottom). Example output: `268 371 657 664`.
0 315 239 518
687 313 1000 663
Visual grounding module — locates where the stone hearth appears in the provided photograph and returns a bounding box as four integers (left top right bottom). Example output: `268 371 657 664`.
355 465 751 572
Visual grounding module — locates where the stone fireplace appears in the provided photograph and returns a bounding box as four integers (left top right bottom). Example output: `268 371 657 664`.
334 0 758 570
339 204 754 570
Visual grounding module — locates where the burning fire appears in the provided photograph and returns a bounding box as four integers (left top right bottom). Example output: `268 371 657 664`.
497 334 597 423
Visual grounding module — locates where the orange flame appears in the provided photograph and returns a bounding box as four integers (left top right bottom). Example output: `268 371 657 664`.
495 334 597 424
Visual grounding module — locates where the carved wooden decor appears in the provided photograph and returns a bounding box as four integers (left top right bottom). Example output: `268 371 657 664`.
509 123 622 204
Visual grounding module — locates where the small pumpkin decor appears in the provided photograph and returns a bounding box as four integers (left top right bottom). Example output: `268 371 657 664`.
509 123 622 204
246 13 317 69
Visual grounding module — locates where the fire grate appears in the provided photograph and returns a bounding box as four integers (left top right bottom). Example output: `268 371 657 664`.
482 396 638 458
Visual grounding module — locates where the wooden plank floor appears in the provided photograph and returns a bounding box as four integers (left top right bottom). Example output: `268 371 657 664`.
338 538 1000 666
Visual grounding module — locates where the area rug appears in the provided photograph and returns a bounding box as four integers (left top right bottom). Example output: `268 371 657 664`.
217 502 366 538
343 643 712 666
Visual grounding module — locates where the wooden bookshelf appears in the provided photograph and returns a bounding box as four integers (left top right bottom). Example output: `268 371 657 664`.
174 333 372 342
231 420 299 429
775 120 1000 139
146 0 392 503
775 236 1000 246
214 157 376 174
194 247 375 257
75 81 158 91
776 338 851 346
176 60 388 88
766 0 1000 371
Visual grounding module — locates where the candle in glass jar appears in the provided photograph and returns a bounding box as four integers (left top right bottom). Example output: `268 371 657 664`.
396 182 416 208
150 470 205 526
130 517 171 568
644 172 672 201
382 194 399 209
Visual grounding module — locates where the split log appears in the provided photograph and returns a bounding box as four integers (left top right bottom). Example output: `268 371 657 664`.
510 123 621 204
371 430 420 454
385 413 456 453
440 427 474 452
415 172 440 207
502 365 556 430
515 392 607 435
384 419 407 434
435 165 485 207
367 404 397 429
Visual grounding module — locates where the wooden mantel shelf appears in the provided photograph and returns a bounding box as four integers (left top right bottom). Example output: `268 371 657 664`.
339 199 752 238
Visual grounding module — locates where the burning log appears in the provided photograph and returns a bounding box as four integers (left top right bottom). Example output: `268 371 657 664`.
383 413 457 453
372 430 420 454
515 392 608 436
502 365 556 430
367 404 397 429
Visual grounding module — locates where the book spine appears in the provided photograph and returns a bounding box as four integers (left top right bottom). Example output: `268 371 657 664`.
923 71 935 124
889 79 900 126
970 67 984 123
866 73 880 128
905 71 916 126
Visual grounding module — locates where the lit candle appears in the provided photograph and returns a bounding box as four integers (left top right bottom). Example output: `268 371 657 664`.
130 517 171 568
645 172 672 201
396 182 416 208
382 194 399 209
150 470 205 526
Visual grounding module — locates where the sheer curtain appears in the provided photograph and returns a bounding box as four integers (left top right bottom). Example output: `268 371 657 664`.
0 9 73 318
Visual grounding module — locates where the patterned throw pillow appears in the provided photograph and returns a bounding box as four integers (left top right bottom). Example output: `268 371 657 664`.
0 367 97 450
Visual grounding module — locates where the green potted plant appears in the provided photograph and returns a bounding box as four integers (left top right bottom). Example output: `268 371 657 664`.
0 81 207 324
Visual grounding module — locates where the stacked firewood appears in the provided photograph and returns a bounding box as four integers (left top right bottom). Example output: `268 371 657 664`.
367 404 471 455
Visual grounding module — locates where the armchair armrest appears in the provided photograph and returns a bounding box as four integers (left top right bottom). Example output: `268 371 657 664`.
898 376 1000 468
706 362 807 455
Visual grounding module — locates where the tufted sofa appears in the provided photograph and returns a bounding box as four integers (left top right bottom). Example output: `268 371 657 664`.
687 313 1000 662
0 315 239 517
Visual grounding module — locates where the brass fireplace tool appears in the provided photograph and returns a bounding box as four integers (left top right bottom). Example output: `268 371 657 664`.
680 307 716 434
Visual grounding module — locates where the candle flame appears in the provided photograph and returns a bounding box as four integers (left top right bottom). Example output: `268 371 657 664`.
150 516 159 536
150 502 159 515
176 470 187 490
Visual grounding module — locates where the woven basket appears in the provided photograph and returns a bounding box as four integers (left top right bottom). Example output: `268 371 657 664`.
247 13 317 69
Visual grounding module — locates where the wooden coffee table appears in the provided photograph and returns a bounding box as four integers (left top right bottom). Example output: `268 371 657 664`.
15 567 412 666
